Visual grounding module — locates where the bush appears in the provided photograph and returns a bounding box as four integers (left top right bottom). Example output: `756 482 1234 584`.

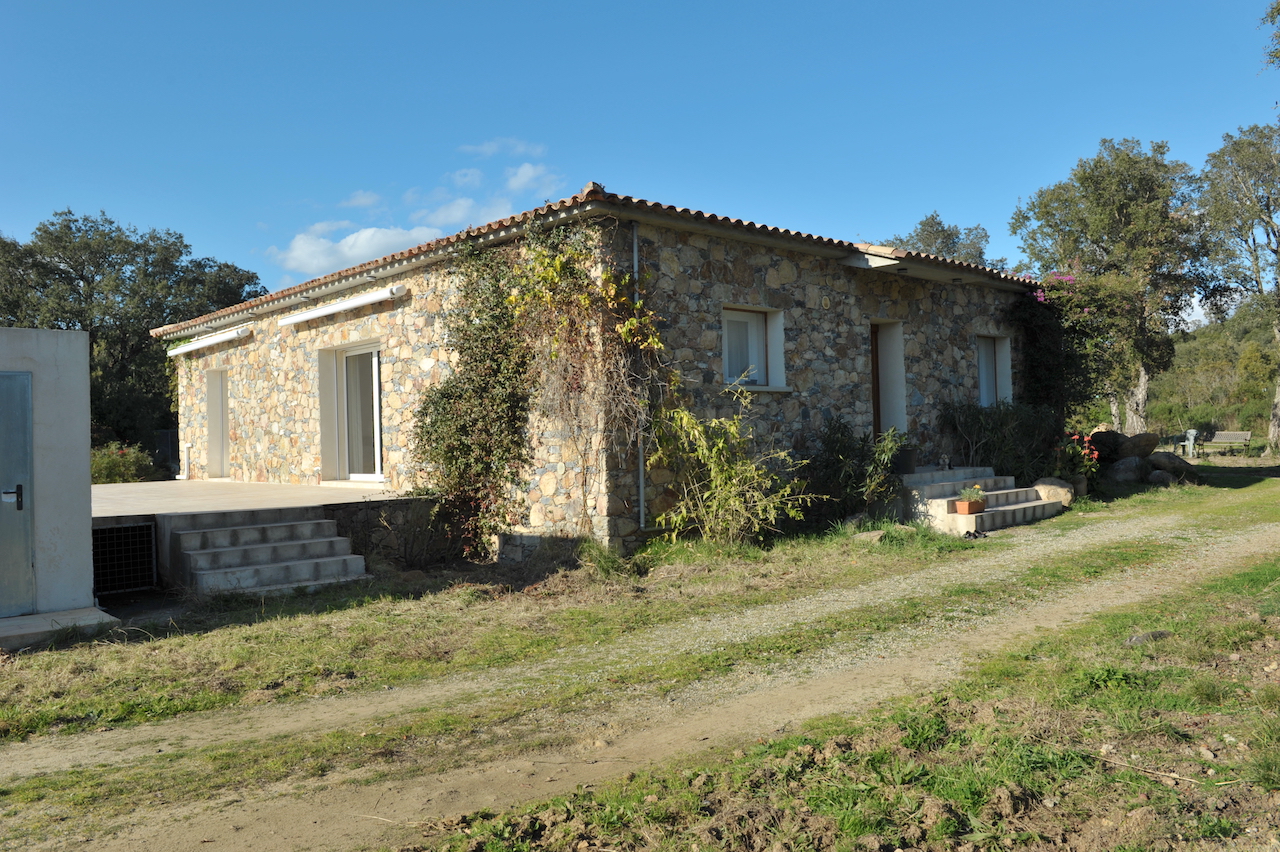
939 400 1059 486
650 394 816 545
90 442 165 484
808 419 907 520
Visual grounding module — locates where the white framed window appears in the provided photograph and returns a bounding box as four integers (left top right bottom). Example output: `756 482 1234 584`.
722 306 787 389
976 335 1012 406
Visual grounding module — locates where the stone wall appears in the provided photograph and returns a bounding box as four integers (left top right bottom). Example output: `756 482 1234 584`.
600 221 1024 549
174 264 454 490
173 216 1024 557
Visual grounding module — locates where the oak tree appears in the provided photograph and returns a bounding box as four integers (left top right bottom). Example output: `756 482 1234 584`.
0 211 264 445
1010 139 1213 433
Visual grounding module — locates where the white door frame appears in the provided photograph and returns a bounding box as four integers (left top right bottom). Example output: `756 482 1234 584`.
319 342 384 481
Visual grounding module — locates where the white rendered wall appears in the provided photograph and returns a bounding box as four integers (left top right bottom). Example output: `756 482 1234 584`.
0 328 93 613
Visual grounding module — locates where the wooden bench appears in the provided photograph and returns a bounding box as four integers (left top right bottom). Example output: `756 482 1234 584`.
1199 430 1252 455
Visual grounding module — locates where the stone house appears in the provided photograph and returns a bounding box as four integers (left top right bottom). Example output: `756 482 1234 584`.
152 183 1031 555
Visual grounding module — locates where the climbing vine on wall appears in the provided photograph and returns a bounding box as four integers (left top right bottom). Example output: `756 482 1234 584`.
411 244 533 555
411 223 670 556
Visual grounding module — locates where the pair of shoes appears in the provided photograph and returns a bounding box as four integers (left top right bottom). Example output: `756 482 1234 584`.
963 530 988 540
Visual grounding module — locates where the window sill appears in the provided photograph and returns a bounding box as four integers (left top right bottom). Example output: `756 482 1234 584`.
723 384 793 394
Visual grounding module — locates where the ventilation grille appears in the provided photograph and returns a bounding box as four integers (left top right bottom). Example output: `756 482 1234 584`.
92 523 157 594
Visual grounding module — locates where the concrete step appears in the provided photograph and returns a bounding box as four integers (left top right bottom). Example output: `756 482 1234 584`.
176 519 338 552
929 486 1042 513
945 499 1063 534
915 486 1041 530
186 536 352 572
900 467 993 488
160 506 326 534
912 475 1017 500
156 505 367 594
189 554 367 594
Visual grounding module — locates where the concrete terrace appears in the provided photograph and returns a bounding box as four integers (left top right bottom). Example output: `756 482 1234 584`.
93 480 396 521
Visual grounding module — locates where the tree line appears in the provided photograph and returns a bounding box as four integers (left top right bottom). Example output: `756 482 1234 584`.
883 6 1280 448
0 212 265 446
887 125 1280 449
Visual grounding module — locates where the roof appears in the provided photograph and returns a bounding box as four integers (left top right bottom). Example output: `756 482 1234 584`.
152 183 1033 340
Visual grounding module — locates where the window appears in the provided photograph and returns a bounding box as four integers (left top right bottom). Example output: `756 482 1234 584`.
723 309 766 385
976 336 1012 406
722 307 786 389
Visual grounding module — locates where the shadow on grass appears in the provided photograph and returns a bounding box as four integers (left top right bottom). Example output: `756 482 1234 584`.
93 544 585 648
1191 461 1280 489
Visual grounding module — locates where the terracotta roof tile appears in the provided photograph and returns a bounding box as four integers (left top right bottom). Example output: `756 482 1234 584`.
152 183 1032 339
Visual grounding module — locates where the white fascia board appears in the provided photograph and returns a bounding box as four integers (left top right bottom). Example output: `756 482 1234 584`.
167 326 252 357
841 253 903 269
278 284 407 327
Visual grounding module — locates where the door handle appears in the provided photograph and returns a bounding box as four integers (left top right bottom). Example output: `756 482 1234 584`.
1 484 22 510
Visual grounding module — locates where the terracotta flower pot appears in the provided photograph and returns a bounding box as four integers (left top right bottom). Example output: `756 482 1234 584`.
954 499 986 515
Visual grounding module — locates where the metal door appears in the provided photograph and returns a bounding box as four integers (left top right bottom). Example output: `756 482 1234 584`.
0 371 35 617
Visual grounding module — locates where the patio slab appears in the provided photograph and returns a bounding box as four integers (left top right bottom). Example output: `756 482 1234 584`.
0 608 121 651
93 480 398 519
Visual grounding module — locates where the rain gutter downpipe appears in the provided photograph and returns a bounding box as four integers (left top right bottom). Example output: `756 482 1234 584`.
634 221 646 531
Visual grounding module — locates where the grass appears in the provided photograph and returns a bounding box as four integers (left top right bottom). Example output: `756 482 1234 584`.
2 476 1280 846
420 550 1280 852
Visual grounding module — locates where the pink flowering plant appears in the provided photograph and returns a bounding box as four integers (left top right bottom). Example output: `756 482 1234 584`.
1053 431 1100 482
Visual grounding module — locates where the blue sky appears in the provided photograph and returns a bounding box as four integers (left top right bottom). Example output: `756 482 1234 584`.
2 1 1276 292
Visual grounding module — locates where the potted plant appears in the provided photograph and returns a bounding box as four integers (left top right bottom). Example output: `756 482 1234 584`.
954 483 986 514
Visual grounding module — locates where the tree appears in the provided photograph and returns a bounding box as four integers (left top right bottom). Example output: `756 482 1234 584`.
1201 123 1280 448
1265 1 1280 68
0 211 265 445
1010 139 1213 433
882 212 1007 269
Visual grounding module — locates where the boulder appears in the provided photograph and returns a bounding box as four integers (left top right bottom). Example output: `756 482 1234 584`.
1089 429 1126 464
1118 432 1160 459
1033 476 1075 508
1104 456 1150 483
1148 470 1177 487
1147 451 1199 483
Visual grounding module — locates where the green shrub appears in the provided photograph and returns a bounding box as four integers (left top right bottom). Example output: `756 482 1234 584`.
90 442 165 484
650 393 816 545
939 400 1060 486
808 419 907 520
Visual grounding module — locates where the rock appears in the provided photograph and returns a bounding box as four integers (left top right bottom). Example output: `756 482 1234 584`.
1148 469 1177 486
1124 629 1172 646
1105 456 1150 483
1118 432 1160 459
853 530 886 544
1089 429 1126 464
1147 451 1198 482
1033 476 1075 508
1068 474 1088 497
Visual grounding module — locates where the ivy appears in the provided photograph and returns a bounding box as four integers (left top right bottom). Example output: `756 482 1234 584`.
411 224 670 556
411 245 533 556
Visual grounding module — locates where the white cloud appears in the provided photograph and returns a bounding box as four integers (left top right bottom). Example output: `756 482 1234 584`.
269 223 444 276
304 220 358 235
339 190 381 208
449 168 483 187
505 162 563 197
414 197 476 228
460 137 546 158
412 196 516 230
